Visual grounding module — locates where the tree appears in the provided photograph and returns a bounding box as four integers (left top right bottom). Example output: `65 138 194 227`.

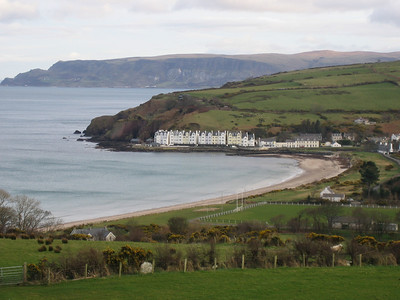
0 190 58 233
167 217 188 235
359 161 380 198
270 214 285 232
318 205 343 230
304 207 323 232
351 207 371 233
12 195 54 232
0 189 14 233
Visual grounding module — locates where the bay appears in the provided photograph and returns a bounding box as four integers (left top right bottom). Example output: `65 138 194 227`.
0 87 302 222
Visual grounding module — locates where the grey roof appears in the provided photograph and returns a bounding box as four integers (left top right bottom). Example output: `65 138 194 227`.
71 227 113 239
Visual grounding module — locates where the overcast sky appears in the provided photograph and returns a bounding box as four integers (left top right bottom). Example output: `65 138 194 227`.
1 0 400 80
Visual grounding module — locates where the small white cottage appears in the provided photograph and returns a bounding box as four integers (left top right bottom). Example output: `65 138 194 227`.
320 186 345 202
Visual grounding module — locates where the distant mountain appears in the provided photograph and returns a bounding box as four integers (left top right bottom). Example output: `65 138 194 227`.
2 51 400 88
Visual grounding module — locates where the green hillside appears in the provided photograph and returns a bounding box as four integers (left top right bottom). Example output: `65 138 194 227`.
85 61 400 141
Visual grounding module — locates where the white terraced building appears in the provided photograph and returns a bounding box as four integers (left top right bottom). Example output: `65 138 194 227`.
154 130 255 147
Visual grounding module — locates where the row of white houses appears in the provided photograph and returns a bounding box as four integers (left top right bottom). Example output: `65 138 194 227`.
259 134 322 148
154 130 256 147
154 130 324 148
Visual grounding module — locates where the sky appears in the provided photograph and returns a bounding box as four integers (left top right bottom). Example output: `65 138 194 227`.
1 0 400 81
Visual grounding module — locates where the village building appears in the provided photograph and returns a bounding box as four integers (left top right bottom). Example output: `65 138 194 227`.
343 133 355 141
70 227 116 241
332 216 359 230
331 133 343 143
259 137 276 148
320 186 346 202
354 117 376 125
295 133 322 148
227 131 243 146
331 142 342 148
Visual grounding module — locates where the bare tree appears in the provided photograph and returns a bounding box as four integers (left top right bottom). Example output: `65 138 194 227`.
318 205 343 230
0 189 14 233
12 195 53 232
270 214 285 232
0 189 10 206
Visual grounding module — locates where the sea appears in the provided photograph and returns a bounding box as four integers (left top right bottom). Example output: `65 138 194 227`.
0 87 302 222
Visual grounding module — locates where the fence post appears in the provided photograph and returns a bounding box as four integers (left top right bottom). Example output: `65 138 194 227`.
184 258 187 273
152 259 155 273
119 262 122 278
302 254 306 267
47 268 51 285
332 253 335 267
274 256 278 269
214 258 217 271
359 254 362 267
85 264 88 278
23 262 27 283
241 254 245 269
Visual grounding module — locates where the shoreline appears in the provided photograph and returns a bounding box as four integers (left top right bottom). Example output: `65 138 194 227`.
59 153 348 229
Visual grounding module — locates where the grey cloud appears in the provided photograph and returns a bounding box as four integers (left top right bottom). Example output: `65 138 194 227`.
173 0 315 12
0 0 38 23
370 4 400 27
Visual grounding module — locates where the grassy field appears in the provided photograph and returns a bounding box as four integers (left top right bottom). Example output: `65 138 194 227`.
175 61 400 133
2 267 399 299
209 204 400 224
0 238 235 267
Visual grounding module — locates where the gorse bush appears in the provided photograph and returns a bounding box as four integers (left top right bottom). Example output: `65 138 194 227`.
103 245 152 273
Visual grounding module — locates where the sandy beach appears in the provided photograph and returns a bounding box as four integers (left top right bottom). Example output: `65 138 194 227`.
60 154 347 229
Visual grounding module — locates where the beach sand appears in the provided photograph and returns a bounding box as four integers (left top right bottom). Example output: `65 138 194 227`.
59 154 347 229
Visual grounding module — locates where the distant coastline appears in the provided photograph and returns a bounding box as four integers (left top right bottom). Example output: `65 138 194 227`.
60 153 348 229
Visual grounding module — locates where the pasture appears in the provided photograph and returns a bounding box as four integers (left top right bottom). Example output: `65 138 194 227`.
2 267 399 299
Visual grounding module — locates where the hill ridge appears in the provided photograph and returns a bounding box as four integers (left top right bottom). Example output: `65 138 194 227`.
2 50 400 89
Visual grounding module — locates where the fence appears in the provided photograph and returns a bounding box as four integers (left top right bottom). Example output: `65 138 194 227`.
0 265 24 286
196 201 400 224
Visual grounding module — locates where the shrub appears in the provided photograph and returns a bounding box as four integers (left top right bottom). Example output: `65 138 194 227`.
154 245 182 271
48 245 53 251
61 238 68 244
70 234 90 240
0 233 4 238
5 233 17 240
186 246 209 270
37 239 44 244
385 164 394 171
59 248 108 279
167 217 188 235
20 234 30 239
38 245 47 252
167 234 186 243
45 238 53 245
27 263 41 281
118 245 153 272
29 233 36 239
54 246 62 253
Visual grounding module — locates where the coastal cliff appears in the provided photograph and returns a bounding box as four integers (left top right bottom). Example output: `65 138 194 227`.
3 51 400 88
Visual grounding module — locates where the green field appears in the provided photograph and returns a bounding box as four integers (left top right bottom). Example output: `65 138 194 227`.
2 267 399 299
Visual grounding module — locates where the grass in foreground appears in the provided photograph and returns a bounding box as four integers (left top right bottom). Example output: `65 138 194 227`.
2 267 399 300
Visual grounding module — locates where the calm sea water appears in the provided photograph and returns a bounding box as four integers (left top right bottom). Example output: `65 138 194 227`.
0 87 302 222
